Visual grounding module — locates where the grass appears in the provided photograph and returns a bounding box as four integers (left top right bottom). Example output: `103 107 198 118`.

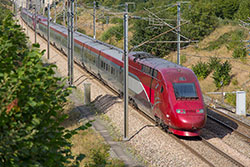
70 127 124 167
203 29 247 51
61 96 125 166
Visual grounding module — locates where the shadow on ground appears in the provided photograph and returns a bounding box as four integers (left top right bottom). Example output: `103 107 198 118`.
62 94 121 128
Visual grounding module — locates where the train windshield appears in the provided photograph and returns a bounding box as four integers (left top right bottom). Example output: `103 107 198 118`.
173 83 198 99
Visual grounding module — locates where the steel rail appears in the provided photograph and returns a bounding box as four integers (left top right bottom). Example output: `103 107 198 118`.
200 137 245 167
133 109 215 167
207 115 250 143
169 134 215 167
207 106 250 129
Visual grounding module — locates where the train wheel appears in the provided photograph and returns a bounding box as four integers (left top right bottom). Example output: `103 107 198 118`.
155 116 160 126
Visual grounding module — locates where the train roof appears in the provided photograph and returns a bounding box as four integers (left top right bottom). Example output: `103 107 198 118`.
74 32 124 61
23 8 188 71
40 18 124 63
129 51 184 70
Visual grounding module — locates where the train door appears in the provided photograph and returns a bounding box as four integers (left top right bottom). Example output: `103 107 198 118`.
97 50 101 77
149 69 158 105
153 80 166 124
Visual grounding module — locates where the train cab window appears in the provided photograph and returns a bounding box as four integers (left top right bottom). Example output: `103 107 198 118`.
141 65 152 75
173 83 198 99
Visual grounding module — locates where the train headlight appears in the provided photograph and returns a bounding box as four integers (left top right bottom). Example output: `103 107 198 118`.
176 109 186 114
196 109 204 113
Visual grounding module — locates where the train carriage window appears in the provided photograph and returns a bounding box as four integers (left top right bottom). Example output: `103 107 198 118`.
75 44 81 54
111 67 116 75
55 32 61 42
106 64 110 72
160 86 164 93
152 69 158 78
101 61 104 68
62 37 67 47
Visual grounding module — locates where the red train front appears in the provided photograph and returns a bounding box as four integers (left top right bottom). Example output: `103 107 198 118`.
155 67 207 136
128 52 206 137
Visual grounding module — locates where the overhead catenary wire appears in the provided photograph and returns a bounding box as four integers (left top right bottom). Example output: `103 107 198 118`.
131 21 189 52
144 7 190 41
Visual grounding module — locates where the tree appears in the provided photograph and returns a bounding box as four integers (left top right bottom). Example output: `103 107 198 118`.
0 13 88 166
212 61 232 89
182 0 218 40
192 61 210 80
131 1 177 57
214 0 239 19
234 0 250 21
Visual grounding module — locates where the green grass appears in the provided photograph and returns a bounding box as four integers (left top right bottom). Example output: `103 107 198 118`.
204 29 247 51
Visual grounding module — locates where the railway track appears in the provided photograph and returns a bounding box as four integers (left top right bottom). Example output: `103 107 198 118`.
199 136 245 167
136 108 246 167
208 106 250 129
20 16 248 167
207 114 250 142
207 107 250 142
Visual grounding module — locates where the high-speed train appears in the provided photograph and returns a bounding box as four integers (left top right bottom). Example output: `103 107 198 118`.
21 8 207 136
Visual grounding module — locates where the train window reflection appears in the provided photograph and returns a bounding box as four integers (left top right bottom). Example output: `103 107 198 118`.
173 83 198 99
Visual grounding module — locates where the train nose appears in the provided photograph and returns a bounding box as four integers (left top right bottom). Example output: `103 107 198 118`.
176 115 206 130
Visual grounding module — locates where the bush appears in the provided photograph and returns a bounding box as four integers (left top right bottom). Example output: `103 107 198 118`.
192 61 211 79
212 60 232 89
85 143 124 167
225 93 236 106
208 56 221 71
110 17 122 24
227 29 246 50
234 0 250 21
0 14 88 166
101 24 123 41
232 47 247 58
205 32 231 51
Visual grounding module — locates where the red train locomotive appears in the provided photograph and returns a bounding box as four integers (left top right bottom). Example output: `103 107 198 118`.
21 8 206 136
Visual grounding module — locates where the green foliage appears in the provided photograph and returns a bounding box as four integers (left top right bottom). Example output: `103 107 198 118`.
212 61 232 89
232 46 247 58
225 93 236 106
86 145 110 167
0 13 89 166
131 12 176 57
227 29 246 50
0 1 11 24
208 56 221 71
85 143 124 167
192 61 210 79
110 17 123 24
234 0 250 21
101 24 123 41
205 32 231 51
182 0 218 40
214 0 239 19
